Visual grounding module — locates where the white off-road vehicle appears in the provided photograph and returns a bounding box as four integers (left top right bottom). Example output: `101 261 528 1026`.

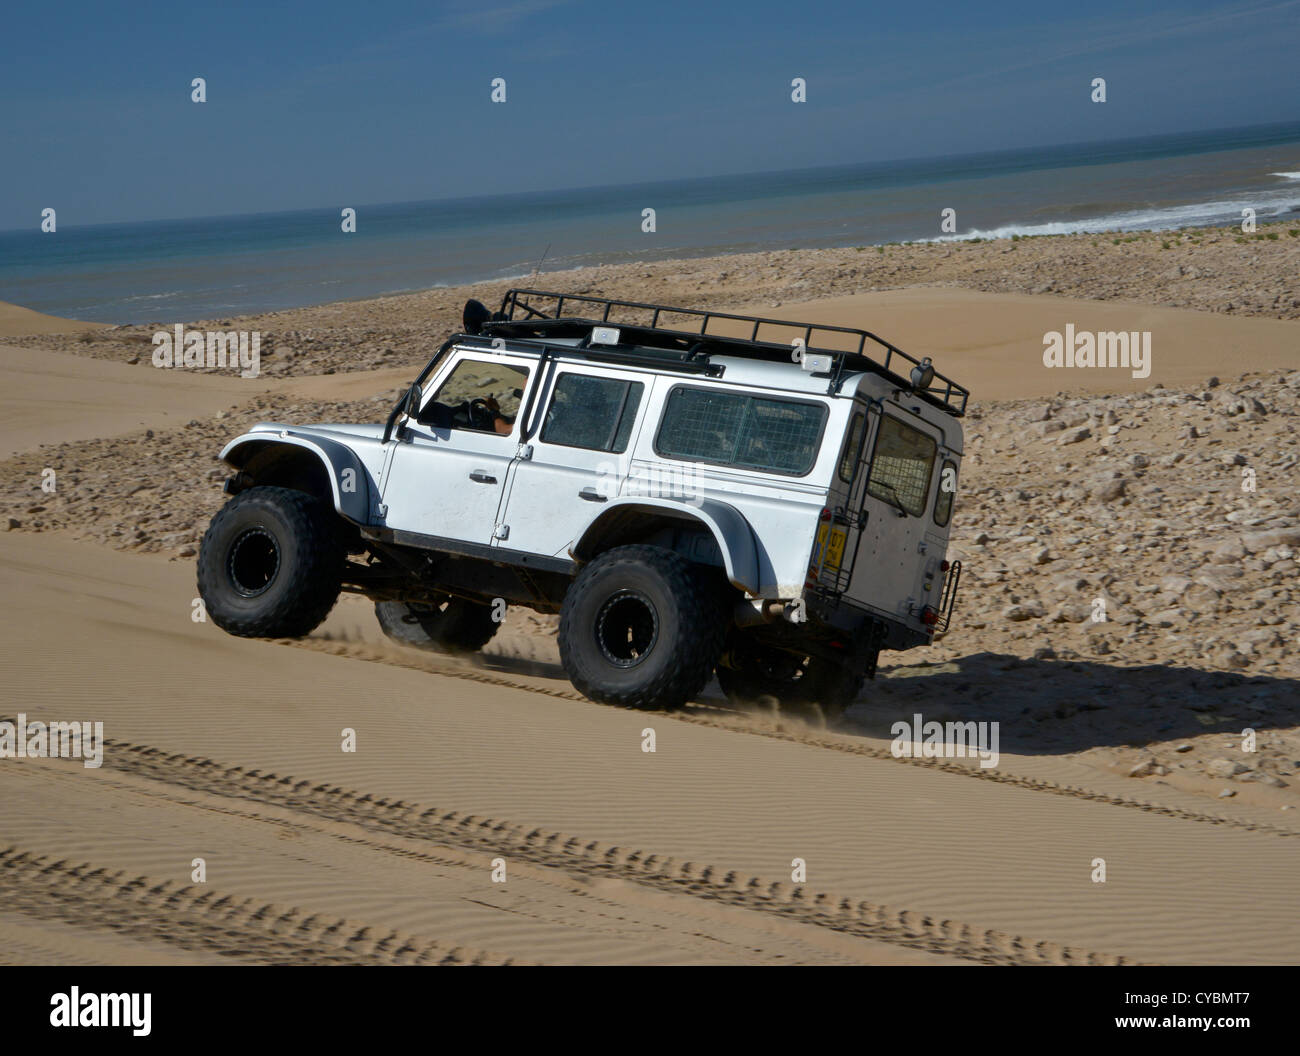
198 290 967 717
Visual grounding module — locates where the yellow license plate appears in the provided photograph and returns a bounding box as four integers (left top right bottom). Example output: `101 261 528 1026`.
815 524 847 571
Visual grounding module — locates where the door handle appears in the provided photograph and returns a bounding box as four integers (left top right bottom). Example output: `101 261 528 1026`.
579 487 607 502
469 470 497 484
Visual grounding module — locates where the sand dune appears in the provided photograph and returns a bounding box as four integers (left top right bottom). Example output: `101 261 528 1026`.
760 289 1300 399
0 344 264 458
2 532 1297 964
0 301 110 337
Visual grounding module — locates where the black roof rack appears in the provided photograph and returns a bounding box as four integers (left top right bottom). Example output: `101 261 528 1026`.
486 288 968 417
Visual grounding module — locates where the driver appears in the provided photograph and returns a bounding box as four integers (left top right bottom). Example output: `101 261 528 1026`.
421 394 514 434
479 395 514 435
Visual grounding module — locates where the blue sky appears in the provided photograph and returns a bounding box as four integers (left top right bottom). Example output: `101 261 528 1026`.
2 0 1298 227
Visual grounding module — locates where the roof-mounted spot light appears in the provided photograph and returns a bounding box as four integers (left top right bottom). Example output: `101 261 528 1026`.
463 298 491 335
591 326 621 346
910 357 935 391
800 352 833 373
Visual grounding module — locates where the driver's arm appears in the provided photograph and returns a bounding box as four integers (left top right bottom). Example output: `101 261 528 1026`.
481 396 513 435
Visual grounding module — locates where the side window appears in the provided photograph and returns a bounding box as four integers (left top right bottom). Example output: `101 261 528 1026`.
540 373 644 453
866 414 937 517
419 358 530 434
838 412 865 483
655 387 826 476
934 459 958 527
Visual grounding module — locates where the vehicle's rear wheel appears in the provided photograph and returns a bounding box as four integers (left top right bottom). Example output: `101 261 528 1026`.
197 486 344 638
715 632 864 721
374 597 500 654
559 545 725 710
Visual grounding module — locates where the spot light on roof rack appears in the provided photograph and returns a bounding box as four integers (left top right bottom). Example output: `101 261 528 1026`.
590 326 621 346
910 357 936 390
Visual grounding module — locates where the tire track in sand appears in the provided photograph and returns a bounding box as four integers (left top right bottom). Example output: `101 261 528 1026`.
265 642 1300 841
0 846 525 966
73 738 1143 965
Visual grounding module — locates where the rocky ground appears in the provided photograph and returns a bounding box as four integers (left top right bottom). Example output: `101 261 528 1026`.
8 221 1300 378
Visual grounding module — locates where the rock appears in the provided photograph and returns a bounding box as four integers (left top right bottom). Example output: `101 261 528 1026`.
1195 567 1244 592
1212 391 1265 417
5 518 19 531
1183 584 1221 610
1094 478 1126 502
1209 536 1246 563
1129 758 1159 777
1174 743 1194 753
1241 528 1300 553
1238 771 1288 787
1208 757 1250 780
1003 602 1046 621
1051 603 1091 624
1057 426 1092 445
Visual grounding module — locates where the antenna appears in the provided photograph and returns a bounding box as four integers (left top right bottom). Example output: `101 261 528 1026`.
530 243 551 281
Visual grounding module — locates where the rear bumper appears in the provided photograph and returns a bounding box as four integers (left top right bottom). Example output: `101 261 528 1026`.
803 589 931 654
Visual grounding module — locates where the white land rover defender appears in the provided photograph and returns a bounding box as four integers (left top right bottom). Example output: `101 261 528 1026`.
198 290 966 718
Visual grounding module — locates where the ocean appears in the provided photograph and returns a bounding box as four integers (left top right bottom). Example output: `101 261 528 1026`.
3 120 1299 325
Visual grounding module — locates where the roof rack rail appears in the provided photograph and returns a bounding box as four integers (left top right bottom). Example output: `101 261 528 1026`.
493 289 968 417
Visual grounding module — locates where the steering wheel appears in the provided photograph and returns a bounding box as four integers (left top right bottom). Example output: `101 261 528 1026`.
467 398 497 430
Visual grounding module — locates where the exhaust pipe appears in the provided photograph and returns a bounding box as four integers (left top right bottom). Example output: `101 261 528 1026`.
733 599 787 627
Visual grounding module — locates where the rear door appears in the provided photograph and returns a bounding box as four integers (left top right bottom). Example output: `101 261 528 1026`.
497 365 648 557
843 407 942 622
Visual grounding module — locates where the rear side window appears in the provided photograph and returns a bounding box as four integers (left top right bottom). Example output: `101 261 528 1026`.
838 412 865 483
656 387 827 476
866 414 937 516
541 373 644 453
934 459 958 527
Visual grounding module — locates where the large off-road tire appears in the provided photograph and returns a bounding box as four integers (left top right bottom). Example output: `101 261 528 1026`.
558 545 726 710
716 631 864 721
374 598 501 655
197 486 344 638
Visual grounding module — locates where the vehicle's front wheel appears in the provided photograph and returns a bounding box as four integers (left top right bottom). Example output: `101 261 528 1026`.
374 598 500 654
559 545 725 710
715 632 864 721
197 486 344 638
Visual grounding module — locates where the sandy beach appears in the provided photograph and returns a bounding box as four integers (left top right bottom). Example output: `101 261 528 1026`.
2 227 1298 965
